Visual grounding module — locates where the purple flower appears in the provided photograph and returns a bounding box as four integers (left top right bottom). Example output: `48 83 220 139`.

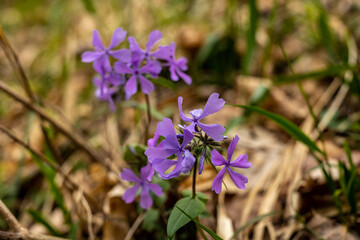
81 28 131 72
128 30 163 61
211 135 251 194
114 52 161 99
154 42 192 85
178 93 226 141
93 75 119 111
121 163 163 209
145 118 195 179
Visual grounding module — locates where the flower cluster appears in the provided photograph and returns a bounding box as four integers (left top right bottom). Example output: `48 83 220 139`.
82 28 191 110
120 93 250 209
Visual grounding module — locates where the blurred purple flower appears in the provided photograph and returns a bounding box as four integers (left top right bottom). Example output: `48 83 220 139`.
145 118 195 179
178 93 226 141
121 163 163 209
211 135 251 194
114 52 161 99
81 28 131 71
154 42 192 84
128 30 164 61
93 76 118 112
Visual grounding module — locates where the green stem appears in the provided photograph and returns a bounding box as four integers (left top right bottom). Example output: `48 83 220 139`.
144 94 152 144
192 158 198 199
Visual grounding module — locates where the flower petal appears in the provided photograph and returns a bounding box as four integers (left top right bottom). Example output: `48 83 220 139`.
181 150 195 174
141 162 154 181
151 45 171 59
198 150 206 175
124 75 138 99
110 49 131 62
145 147 176 161
176 69 192 85
181 128 194 148
169 65 179 81
92 30 105 50
128 36 143 53
197 122 225 141
227 135 239 162
122 185 140 203
81 51 103 62
109 28 127 49
140 188 153 209
140 60 162 77
155 118 178 146
210 149 227 166
146 30 162 52
230 154 251 169
177 97 193 122
138 75 154 94
147 183 163 196
198 93 225 120
114 61 133 74
121 168 140 183
211 167 226 194
227 168 248 189
152 158 177 175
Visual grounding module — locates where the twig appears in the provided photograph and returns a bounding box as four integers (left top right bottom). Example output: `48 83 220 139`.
0 200 67 240
124 212 146 240
0 124 101 213
0 27 62 165
0 200 24 232
0 81 102 164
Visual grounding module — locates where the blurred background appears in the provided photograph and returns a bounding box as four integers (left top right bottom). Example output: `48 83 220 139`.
0 0 359 239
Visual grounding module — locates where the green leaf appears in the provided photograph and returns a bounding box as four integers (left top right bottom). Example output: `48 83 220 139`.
167 197 206 238
231 105 323 154
175 206 223 240
182 190 209 204
150 76 178 92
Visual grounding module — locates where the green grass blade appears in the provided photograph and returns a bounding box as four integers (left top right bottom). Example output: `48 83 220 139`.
28 209 62 236
230 211 280 239
242 0 258 75
175 206 223 240
231 105 323 154
274 65 357 85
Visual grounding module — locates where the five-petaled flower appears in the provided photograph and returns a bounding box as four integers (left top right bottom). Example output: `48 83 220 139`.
156 42 192 85
211 135 251 194
145 117 195 179
114 52 161 99
121 163 163 209
178 93 226 141
81 28 131 72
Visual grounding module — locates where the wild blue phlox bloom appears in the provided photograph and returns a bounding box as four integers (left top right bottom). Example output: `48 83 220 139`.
121 163 163 209
81 28 131 72
154 42 192 85
114 52 161 99
211 135 251 194
145 117 195 179
178 93 226 142
92 77 119 112
128 30 168 62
